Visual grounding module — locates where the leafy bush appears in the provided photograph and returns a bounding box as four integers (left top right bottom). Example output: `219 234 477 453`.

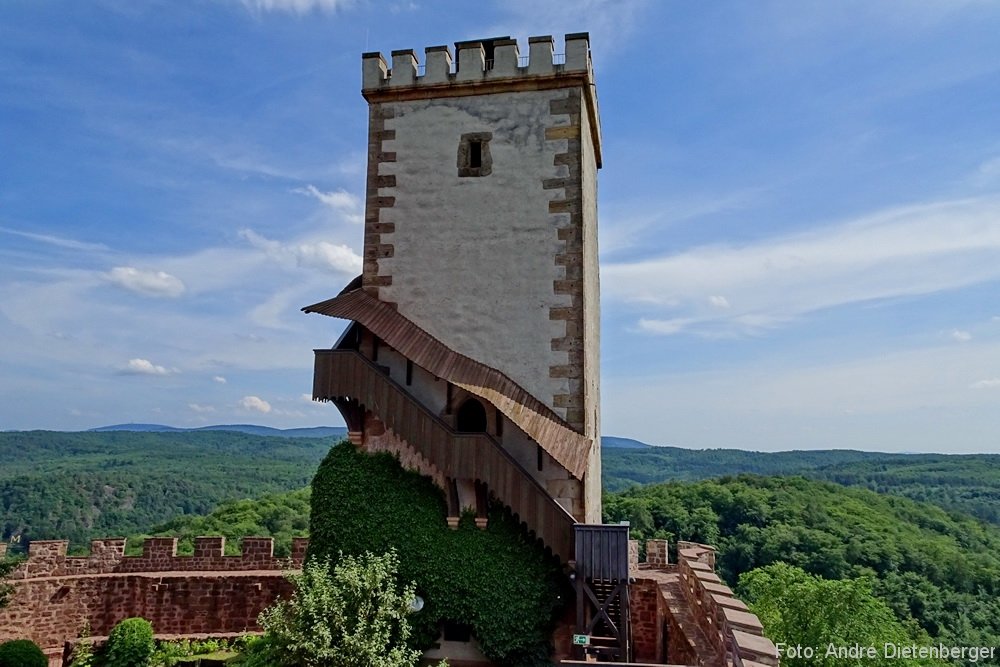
105 617 155 667
0 639 48 667
246 552 428 667
309 442 566 666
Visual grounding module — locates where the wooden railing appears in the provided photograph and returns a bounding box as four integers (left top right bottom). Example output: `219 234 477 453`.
313 349 577 561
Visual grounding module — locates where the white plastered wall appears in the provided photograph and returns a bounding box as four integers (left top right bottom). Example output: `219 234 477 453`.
376 89 573 417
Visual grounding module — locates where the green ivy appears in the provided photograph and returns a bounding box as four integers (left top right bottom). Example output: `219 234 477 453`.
308 442 567 666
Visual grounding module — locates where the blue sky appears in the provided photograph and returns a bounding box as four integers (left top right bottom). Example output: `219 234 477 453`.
2 0 999 452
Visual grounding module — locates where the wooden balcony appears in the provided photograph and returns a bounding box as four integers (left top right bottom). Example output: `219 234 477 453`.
313 348 577 562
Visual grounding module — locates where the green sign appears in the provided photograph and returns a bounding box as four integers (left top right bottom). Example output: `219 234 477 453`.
572 634 590 646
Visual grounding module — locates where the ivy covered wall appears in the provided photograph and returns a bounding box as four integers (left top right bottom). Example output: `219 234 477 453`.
308 442 568 666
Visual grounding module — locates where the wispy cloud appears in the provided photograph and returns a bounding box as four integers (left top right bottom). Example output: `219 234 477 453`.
294 185 363 224
213 375 228 384
951 329 972 342
0 225 109 253
606 196 1000 337
189 403 216 413
238 0 354 16
105 266 186 298
120 358 175 376
240 229 362 274
970 378 1000 389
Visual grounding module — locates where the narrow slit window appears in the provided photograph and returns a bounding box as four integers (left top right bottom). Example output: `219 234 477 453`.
537 444 544 472
406 359 413 385
457 132 492 177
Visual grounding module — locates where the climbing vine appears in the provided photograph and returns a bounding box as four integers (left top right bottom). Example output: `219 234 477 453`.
309 442 567 666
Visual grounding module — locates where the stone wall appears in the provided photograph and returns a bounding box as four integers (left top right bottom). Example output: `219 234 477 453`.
0 537 306 663
629 540 779 667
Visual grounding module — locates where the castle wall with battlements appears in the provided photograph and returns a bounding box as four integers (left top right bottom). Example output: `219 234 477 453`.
2 535 776 666
0 537 305 662
629 540 780 667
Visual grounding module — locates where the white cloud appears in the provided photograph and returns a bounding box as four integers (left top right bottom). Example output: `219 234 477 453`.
213 375 228 384
606 196 1000 337
240 229 362 274
239 395 272 413
121 358 174 376
951 329 972 342
189 403 216 413
970 378 1000 389
105 266 186 298
239 0 352 15
294 185 363 224
637 318 695 336
708 295 731 309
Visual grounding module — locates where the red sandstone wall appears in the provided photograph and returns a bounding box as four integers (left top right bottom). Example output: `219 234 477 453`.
629 577 661 661
0 537 306 657
629 540 779 667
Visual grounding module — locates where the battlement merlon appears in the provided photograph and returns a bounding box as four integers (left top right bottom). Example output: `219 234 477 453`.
362 33 602 167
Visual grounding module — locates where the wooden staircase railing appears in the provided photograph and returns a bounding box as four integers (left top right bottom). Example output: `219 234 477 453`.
313 348 577 561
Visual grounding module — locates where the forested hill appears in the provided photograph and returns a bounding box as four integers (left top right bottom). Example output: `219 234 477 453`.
0 430 333 550
603 447 1000 525
604 475 1000 655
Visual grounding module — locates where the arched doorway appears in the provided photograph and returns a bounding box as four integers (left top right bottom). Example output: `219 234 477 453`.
456 398 487 432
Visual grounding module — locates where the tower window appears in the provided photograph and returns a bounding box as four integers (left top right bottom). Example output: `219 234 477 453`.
457 132 492 177
469 141 482 168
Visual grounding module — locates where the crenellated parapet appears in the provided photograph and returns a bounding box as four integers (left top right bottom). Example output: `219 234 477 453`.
362 33 595 97
9 536 308 580
0 536 309 662
628 539 780 667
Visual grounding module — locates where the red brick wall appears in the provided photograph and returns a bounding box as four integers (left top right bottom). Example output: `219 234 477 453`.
0 537 306 656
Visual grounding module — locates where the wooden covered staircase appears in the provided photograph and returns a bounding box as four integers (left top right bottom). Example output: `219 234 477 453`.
313 348 578 562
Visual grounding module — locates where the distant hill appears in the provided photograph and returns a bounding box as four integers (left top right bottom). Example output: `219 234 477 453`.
603 446 1000 525
601 436 652 449
90 423 348 439
0 430 337 550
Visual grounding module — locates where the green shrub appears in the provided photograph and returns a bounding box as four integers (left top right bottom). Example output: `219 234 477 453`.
248 552 427 667
0 639 48 667
105 617 155 667
309 442 566 666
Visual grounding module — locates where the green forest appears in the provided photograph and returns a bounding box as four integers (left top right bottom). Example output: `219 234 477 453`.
603 447 1000 525
604 476 1000 654
0 431 332 550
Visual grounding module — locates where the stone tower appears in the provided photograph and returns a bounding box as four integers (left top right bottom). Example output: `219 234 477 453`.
306 34 602 549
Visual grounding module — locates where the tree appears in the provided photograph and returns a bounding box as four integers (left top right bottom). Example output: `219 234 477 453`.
738 563 943 667
0 555 17 610
248 550 440 667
